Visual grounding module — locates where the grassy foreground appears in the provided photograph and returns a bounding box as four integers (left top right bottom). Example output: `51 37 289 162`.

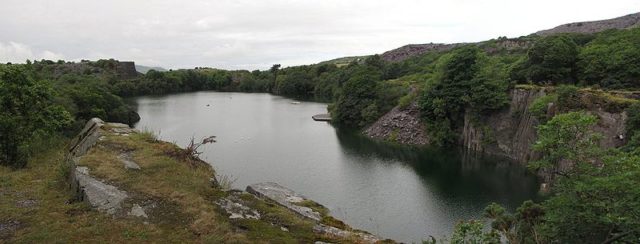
0 127 379 243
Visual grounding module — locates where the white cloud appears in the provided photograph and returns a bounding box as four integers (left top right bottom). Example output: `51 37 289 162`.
0 41 65 63
0 0 638 69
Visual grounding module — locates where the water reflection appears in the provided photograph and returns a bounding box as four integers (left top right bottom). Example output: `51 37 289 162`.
334 129 540 210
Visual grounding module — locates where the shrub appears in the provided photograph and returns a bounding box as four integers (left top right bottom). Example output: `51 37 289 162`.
529 94 558 122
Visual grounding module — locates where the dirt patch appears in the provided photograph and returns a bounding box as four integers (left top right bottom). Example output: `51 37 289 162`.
0 220 22 240
15 199 37 208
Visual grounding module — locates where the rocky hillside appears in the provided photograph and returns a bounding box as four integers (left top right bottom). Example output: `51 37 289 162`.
380 43 463 62
535 12 640 36
365 102 428 145
378 12 639 62
366 87 633 183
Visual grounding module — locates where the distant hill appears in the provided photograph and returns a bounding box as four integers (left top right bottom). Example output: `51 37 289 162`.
536 12 640 36
381 43 464 62
318 55 369 67
378 12 640 62
135 65 167 74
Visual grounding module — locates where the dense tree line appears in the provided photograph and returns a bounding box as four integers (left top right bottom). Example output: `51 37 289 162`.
510 28 640 88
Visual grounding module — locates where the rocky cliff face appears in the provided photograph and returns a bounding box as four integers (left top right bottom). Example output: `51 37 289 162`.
367 88 629 169
460 88 628 165
460 88 545 163
116 61 139 79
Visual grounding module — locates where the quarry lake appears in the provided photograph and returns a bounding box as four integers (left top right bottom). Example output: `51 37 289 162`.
134 91 540 242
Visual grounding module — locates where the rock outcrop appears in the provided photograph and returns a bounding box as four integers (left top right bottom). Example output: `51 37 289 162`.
247 182 322 221
381 43 463 62
366 87 630 184
460 88 545 163
247 182 382 243
115 61 139 79
459 88 629 165
66 118 146 217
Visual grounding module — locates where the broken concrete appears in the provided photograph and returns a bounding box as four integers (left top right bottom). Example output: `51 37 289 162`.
246 182 321 221
74 167 128 215
106 123 136 136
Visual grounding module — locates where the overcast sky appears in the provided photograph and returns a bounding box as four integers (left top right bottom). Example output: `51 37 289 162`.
0 0 638 70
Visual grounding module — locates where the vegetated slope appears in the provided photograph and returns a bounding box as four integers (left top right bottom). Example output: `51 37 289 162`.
318 55 370 67
381 43 463 62
536 12 640 36
378 12 640 62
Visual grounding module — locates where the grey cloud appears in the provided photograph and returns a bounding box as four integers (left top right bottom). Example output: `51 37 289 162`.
0 0 638 70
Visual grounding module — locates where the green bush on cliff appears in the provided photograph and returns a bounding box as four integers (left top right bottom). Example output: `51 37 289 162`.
0 65 72 168
624 103 640 151
529 94 558 122
420 46 510 145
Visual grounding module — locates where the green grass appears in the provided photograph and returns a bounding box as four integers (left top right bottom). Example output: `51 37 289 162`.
1 127 381 243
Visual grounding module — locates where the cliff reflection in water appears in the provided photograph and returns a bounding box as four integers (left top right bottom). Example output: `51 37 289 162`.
334 128 541 210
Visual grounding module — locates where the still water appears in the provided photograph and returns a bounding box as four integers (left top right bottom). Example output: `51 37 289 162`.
134 91 539 243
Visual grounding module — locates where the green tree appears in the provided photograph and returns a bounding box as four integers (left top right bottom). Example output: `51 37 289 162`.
333 68 379 127
483 201 545 244
578 28 640 88
541 151 640 243
269 64 281 92
0 66 72 168
530 111 601 176
420 46 509 145
512 35 579 84
531 111 640 243
623 102 640 151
